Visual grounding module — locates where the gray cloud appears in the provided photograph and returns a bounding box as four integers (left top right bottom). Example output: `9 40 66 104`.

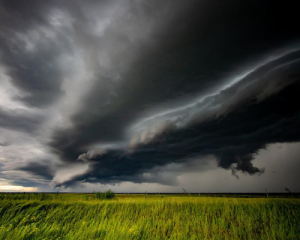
48 0 300 161
0 106 44 133
0 141 10 147
55 59 300 186
0 1 73 107
16 161 54 181
0 0 300 191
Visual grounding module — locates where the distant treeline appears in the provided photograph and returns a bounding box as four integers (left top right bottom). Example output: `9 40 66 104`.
0 192 299 198
117 193 300 198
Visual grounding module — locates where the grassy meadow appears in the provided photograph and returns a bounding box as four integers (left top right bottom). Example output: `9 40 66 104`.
0 193 299 239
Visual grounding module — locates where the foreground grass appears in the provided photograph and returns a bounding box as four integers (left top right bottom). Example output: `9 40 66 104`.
0 194 299 239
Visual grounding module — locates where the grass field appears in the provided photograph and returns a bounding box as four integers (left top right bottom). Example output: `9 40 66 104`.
0 193 299 239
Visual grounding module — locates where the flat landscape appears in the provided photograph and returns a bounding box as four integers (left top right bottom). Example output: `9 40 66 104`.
0 193 299 240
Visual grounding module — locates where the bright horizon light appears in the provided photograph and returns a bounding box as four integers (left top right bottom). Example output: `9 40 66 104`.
0 185 38 192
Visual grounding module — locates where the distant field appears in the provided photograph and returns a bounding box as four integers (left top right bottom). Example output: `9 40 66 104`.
0 194 299 239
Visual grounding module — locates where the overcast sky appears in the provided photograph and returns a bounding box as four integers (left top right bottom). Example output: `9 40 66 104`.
0 0 299 192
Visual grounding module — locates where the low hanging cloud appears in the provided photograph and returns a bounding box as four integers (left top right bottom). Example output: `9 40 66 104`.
16 162 55 181
0 0 300 190
55 52 300 187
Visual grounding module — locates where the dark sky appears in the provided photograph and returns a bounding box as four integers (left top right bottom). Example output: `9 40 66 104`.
0 0 300 192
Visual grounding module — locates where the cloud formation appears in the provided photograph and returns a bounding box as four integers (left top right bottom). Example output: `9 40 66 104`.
0 0 300 191
57 59 300 187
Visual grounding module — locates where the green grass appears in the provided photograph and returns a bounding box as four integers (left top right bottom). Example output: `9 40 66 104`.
0 194 299 239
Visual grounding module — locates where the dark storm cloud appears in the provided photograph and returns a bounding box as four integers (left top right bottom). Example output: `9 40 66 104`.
1 0 300 189
17 162 54 181
48 0 300 163
55 55 300 187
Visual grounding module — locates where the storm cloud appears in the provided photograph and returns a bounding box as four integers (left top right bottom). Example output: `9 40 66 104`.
0 0 300 191
55 57 300 187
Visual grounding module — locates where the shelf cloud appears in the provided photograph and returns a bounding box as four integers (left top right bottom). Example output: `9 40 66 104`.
0 0 299 191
